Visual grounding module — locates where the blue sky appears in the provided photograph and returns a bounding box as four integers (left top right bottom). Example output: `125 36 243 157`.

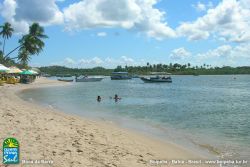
0 0 250 68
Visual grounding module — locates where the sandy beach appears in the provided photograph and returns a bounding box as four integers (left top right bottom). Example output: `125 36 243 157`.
0 78 209 167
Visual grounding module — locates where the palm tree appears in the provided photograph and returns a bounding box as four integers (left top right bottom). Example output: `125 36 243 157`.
29 23 48 39
4 23 47 64
19 23 47 55
0 50 3 63
18 48 30 67
0 22 14 55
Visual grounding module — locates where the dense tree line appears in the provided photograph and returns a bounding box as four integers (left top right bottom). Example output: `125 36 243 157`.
114 63 250 75
39 66 114 76
39 63 250 76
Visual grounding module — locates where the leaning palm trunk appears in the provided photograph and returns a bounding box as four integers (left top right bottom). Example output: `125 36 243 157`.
2 37 6 54
4 45 22 59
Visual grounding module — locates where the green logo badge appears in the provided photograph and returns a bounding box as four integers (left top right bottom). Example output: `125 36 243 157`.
3 138 19 164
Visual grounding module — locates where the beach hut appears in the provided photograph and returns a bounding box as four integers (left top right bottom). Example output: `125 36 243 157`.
29 70 38 75
19 70 34 75
5 67 22 84
6 66 22 74
0 64 10 85
0 64 10 72
19 70 37 83
31 67 41 74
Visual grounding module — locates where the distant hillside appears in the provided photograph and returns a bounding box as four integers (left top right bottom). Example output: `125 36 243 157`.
39 66 114 76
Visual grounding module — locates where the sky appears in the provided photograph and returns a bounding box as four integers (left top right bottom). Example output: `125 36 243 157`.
0 0 250 68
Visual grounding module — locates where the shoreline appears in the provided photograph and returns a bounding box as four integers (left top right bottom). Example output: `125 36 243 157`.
1 78 211 166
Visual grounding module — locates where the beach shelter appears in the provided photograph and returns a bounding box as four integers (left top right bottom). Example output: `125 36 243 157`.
19 70 34 75
29 70 38 75
31 67 41 74
6 66 23 74
0 64 10 73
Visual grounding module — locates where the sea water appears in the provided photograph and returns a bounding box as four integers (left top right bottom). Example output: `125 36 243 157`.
19 75 250 164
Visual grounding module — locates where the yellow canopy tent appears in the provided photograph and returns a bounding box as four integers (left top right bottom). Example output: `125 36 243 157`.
6 66 23 74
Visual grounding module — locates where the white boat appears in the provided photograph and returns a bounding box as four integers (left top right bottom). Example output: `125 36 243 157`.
58 78 74 82
140 76 172 83
75 76 103 82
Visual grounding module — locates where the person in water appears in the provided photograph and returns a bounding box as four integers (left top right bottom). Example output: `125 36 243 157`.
97 96 101 102
114 94 121 102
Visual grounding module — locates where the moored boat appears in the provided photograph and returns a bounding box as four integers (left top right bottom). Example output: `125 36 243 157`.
57 78 74 82
111 72 132 80
75 76 103 82
140 75 172 83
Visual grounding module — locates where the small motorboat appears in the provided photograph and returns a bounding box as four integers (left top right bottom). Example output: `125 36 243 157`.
75 76 103 82
57 78 74 82
140 76 172 83
111 72 132 80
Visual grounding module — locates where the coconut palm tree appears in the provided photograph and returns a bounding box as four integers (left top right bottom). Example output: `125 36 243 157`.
0 22 14 55
0 50 3 63
4 23 47 64
18 48 30 67
29 23 48 39
16 23 47 65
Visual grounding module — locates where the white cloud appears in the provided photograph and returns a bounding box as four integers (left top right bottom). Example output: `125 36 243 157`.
79 57 103 65
64 57 75 65
121 56 134 64
178 0 250 42
0 0 64 34
170 47 191 60
192 1 213 12
168 44 250 66
197 43 250 66
193 2 206 12
97 32 107 37
91 57 103 64
63 0 176 40
3 0 248 44
197 45 232 59
52 56 141 68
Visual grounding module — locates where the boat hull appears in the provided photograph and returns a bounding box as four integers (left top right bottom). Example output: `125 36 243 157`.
57 79 73 82
76 78 103 82
140 77 172 83
110 76 132 80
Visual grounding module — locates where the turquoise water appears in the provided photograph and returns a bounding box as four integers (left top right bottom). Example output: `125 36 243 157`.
19 75 250 162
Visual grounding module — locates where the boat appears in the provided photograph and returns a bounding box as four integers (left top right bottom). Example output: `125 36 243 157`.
111 72 132 80
57 78 74 82
140 74 172 83
75 76 103 82
56 74 72 77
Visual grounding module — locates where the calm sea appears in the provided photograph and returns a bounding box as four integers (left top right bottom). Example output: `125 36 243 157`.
19 75 250 163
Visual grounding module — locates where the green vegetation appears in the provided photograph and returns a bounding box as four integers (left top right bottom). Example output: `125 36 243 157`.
39 63 250 76
115 63 250 75
39 66 114 76
0 22 47 68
